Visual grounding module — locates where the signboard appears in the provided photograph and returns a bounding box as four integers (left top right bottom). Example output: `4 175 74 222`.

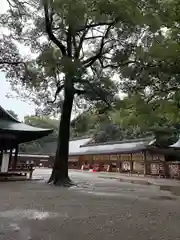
151 163 159 174
122 161 130 170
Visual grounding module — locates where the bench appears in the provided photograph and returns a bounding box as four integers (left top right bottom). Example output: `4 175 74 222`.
8 164 35 179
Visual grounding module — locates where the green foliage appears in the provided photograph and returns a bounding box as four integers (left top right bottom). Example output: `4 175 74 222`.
110 95 180 146
17 93 180 152
19 115 59 153
0 0 165 114
119 0 180 109
70 111 98 137
71 94 180 146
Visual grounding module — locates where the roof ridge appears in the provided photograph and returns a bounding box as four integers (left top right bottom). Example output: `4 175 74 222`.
0 106 20 123
81 136 154 147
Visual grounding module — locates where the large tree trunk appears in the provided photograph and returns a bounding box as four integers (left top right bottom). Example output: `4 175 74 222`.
48 87 74 186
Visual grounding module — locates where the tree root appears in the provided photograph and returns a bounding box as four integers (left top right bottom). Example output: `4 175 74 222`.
48 175 74 187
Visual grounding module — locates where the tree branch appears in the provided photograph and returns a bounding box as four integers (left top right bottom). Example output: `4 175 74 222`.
7 0 14 8
77 21 115 32
82 21 116 68
43 0 66 56
74 19 89 59
0 60 23 65
67 25 72 57
85 79 112 109
74 88 86 95
84 35 104 40
48 83 64 104
99 59 136 69
72 35 78 57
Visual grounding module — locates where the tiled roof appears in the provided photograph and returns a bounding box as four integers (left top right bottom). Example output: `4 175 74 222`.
41 137 154 156
0 106 53 149
41 137 92 155
69 138 92 155
0 106 19 122
70 138 152 156
0 106 53 136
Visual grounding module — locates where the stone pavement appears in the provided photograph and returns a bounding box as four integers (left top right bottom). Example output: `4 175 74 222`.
95 171 180 196
1 175 180 239
33 169 180 195
33 168 180 187
96 171 180 187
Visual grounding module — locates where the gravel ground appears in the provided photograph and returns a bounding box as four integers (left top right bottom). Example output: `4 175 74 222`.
0 169 180 240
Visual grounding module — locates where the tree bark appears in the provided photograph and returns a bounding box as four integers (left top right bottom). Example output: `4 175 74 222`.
48 86 74 186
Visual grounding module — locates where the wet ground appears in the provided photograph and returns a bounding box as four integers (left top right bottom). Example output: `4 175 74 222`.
0 169 180 239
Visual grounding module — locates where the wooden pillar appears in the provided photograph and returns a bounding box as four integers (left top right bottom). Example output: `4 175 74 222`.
117 161 120 172
118 155 122 172
8 148 13 169
130 153 133 175
117 161 121 172
13 145 18 168
163 156 169 178
0 150 3 167
107 163 112 172
144 150 148 176
29 164 33 179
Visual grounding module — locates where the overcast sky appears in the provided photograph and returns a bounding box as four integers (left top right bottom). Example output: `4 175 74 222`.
0 0 35 121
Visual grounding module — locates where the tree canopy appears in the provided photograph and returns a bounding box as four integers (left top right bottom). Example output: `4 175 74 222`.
119 0 180 105
71 94 180 146
0 0 165 111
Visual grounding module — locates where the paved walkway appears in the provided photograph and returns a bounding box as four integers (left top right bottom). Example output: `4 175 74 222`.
96 171 180 187
1 173 180 239
33 168 180 187
78 170 180 196
33 168 180 196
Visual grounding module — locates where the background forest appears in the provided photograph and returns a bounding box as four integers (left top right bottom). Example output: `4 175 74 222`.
8 91 180 154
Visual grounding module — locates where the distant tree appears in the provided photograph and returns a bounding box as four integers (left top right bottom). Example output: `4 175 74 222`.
20 115 59 153
71 110 98 137
110 95 180 146
19 141 42 154
7 109 18 120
